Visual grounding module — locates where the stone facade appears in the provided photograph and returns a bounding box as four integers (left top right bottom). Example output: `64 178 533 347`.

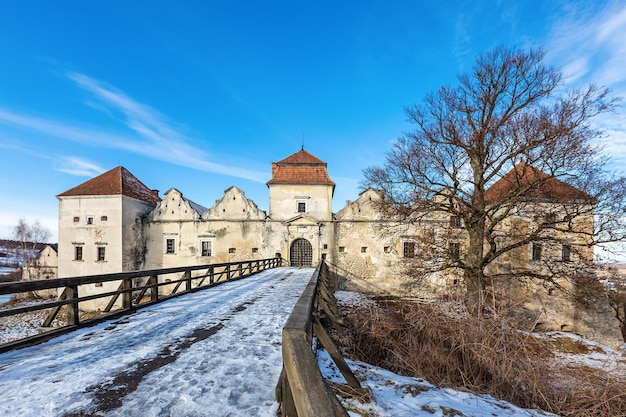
54 149 624 349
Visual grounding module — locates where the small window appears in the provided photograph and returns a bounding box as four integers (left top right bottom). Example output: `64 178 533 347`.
229 248 236 254
275 252 282 258
86 216 94 225
297 202 306 213
101 216 108 222
73 216 80 223
252 247 259 253
562 244 571 262
200 240 212 257
165 238 176 254
74 246 83 261
384 246 391 253
449 242 460 258
361 247 368 253
449 215 462 228
97 247 106 261
323 244 328 250
338 247 346 253
531 243 542 261
403 242 415 258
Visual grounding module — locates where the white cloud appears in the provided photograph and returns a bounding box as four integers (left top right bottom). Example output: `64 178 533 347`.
56 156 106 177
0 73 267 183
545 1 626 173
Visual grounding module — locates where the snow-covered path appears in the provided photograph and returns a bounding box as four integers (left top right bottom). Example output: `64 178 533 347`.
0 267 313 417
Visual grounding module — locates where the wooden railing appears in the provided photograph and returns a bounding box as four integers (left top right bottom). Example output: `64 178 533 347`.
0 257 283 353
275 261 366 417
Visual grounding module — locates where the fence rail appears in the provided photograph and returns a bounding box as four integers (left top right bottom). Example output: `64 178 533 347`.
276 261 365 417
0 257 283 353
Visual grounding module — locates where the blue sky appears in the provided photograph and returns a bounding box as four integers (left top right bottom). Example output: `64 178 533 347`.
1 1 625 241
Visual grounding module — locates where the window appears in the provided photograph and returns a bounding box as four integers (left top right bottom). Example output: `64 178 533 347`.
297 202 306 213
449 215 462 228
101 216 108 222
74 246 83 261
252 247 259 253
562 244 572 262
531 243 542 261
384 246 391 253
449 242 460 258
403 242 415 258
361 247 368 253
338 246 346 253
200 240 212 257
86 216 94 225
229 248 236 254
97 247 106 261
73 216 80 223
165 238 176 254
323 244 328 250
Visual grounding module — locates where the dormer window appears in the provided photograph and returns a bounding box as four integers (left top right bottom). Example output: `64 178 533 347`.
297 202 306 213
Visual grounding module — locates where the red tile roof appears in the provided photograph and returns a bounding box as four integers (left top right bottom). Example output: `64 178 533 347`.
57 166 161 205
266 149 335 187
485 162 592 203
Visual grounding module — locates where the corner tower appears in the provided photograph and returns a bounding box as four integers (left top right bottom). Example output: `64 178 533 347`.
266 148 335 221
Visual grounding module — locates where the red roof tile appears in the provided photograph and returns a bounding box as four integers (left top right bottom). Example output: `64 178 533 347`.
485 163 592 203
57 166 161 205
266 149 335 187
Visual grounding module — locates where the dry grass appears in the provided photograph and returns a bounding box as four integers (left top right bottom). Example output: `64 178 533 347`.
337 297 626 417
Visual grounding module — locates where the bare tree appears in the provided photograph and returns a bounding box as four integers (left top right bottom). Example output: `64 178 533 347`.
364 46 626 314
12 218 51 280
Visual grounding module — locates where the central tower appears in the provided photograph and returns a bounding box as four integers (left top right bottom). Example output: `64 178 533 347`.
266 148 335 221
266 148 335 266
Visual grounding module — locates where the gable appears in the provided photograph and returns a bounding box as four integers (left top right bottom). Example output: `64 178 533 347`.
203 186 266 220
335 188 384 220
150 188 205 221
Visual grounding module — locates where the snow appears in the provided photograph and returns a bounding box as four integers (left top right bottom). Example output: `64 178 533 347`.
2 273 623 417
318 349 558 416
0 267 313 417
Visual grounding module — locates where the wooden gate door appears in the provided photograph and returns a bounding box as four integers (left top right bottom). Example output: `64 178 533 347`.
290 238 313 267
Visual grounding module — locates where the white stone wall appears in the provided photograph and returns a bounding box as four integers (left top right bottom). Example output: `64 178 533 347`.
269 184 333 221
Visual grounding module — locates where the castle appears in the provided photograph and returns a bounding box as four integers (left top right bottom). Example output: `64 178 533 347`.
52 148 623 348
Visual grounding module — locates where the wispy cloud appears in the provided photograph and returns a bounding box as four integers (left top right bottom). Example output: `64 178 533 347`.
56 156 106 177
545 1 626 170
547 1 626 89
0 73 267 183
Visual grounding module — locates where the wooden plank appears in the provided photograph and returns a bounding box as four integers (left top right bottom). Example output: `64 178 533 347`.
104 281 125 312
282 329 336 417
314 318 361 389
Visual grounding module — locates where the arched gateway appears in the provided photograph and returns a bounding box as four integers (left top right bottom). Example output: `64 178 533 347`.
290 238 313 267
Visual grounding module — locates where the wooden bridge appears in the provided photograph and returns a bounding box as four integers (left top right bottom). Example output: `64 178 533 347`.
0 260 363 416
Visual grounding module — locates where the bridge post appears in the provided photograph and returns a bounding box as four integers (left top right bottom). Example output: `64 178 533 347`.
185 270 192 291
149 275 158 301
122 279 132 309
66 285 79 326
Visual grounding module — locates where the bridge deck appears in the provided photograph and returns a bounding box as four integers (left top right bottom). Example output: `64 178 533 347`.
0 267 313 417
